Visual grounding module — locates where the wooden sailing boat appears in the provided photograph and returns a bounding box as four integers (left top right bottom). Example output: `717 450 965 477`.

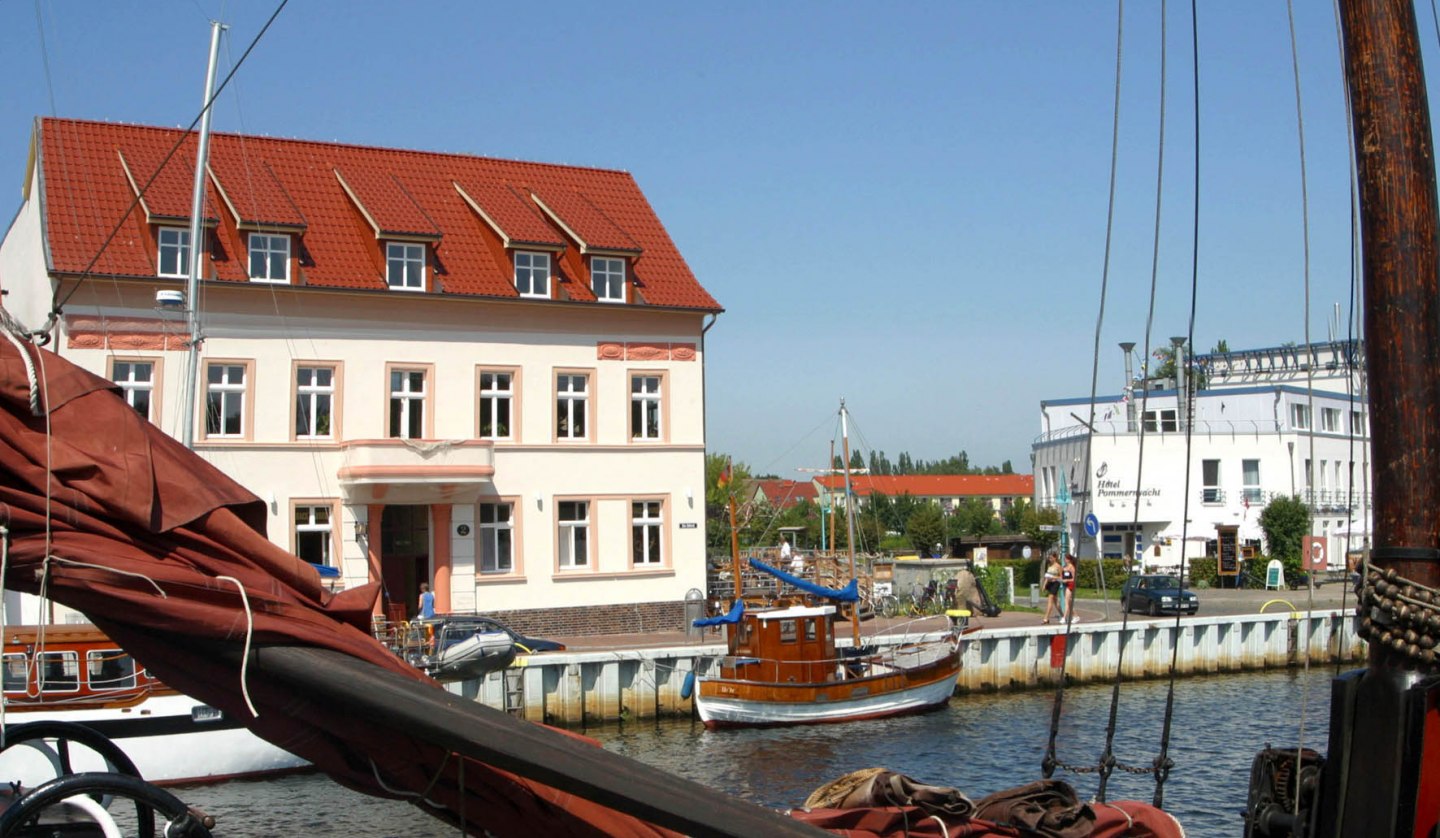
692 401 965 728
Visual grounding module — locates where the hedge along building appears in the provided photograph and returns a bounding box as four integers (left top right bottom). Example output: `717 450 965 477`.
0 117 722 636
1030 340 1371 572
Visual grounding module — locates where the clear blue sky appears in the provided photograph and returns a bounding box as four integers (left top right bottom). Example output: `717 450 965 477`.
0 2 1404 478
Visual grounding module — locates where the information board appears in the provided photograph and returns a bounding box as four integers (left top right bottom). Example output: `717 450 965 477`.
1216 525 1240 576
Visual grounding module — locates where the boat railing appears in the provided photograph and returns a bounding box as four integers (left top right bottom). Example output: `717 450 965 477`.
716 633 956 683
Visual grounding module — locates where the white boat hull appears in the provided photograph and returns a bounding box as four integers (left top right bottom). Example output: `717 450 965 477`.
695 666 959 727
1 693 308 785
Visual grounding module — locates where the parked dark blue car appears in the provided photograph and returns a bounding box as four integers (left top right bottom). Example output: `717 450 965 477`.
1120 574 1199 616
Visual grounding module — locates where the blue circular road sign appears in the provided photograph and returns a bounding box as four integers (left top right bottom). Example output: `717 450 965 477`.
1083 513 1100 537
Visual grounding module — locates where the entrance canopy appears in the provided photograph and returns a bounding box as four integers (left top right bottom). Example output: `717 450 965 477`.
337 439 494 505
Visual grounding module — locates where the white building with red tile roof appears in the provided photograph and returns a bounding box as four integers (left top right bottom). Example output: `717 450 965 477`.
0 117 722 635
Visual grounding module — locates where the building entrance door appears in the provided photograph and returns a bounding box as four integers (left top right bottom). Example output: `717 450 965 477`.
381 505 430 621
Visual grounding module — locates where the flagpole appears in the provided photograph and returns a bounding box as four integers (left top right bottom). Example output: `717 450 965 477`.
723 458 742 602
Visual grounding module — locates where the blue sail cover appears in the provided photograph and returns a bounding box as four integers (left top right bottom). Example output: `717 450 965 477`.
749 558 860 602
692 598 744 627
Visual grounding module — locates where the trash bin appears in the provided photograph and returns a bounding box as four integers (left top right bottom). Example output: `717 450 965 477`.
684 588 706 640
1029 583 1039 607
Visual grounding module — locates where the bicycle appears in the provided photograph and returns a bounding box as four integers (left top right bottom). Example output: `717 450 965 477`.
872 581 901 618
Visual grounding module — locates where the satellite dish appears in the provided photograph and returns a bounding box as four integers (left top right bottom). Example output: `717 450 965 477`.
155 290 185 308
1022 546 1033 559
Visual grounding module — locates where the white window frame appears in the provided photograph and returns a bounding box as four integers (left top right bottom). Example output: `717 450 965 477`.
631 500 664 566
479 501 515 574
515 251 550 298
558 500 590 569
204 362 248 439
388 367 427 439
294 503 337 569
479 370 514 441
112 359 156 421
86 649 137 691
1291 403 1311 430
630 373 663 441
386 242 426 291
1142 408 1177 433
1201 459 1222 503
556 372 589 440
1351 410 1366 435
157 227 191 278
38 651 79 694
1321 407 1341 432
591 256 625 303
1242 459 1262 504
248 232 291 283
295 365 336 439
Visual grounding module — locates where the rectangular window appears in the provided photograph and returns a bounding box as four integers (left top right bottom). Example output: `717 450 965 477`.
1291 403 1311 430
388 368 427 439
157 227 191 278
1242 459 1262 504
386 242 426 291
556 373 589 440
515 251 550 298
87 649 137 691
2 654 26 692
1142 409 1177 433
480 502 514 574
1321 407 1341 432
558 500 590 568
592 256 625 302
112 360 155 421
1201 459 1222 503
294 504 335 568
630 374 662 440
295 366 335 439
479 371 514 440
38 651 79 693
248 233 291 282
204 363 247 438
1351 410 1366 435
632 500 663 565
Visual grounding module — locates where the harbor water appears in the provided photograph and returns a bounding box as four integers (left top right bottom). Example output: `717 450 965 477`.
177 666 1342 837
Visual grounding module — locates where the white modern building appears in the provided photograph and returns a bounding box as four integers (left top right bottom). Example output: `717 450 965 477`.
0 118 722 636
1032 340 1370 571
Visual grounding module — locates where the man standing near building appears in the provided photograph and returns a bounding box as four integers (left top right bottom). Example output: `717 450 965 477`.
418 583 436 619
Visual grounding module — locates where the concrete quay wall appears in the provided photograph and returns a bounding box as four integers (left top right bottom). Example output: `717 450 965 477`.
447 609 1363 727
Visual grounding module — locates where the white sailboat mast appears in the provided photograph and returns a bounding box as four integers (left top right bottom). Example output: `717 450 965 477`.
179 21 225 449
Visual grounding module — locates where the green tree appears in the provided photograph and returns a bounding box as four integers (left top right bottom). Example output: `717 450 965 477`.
705 454 753 550
905 504 946 554
1022 506 1062 553
1002 497 1031 533
1259 495 1311 563
955 497 1000 538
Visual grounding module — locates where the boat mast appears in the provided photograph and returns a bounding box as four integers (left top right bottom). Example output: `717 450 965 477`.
1325 3 1440 834
178 21 225 449
1339 0 1440 594
839 400 861 647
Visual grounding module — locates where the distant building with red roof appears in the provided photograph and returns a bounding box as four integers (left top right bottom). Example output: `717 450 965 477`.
0 117 721 636
814 474 1034 518
748 479 818 510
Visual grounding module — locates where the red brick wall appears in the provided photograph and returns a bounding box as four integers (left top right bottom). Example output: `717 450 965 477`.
490 600 684 638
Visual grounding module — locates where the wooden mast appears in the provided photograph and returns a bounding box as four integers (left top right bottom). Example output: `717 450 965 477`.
1322 3 1440 835
1339 0 1440 597
839 400 861 648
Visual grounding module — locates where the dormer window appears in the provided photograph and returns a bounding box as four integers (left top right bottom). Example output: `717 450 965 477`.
249 233 291 283
386 242 426 291
592 257 625 303
157 228 191 278
515 251 550 298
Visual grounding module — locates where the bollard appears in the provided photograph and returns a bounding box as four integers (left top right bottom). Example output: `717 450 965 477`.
684 588 705 640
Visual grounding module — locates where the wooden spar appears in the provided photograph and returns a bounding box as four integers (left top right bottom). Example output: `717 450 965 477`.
839 400 861 648
244 645 826 838
729 491 742 602
827 440 836 553
1339 0 1440 610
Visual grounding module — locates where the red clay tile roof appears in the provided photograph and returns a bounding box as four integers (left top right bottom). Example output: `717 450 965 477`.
454 180 564 248
752 479 818 509
35 118 721 311
815 474 1035 497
